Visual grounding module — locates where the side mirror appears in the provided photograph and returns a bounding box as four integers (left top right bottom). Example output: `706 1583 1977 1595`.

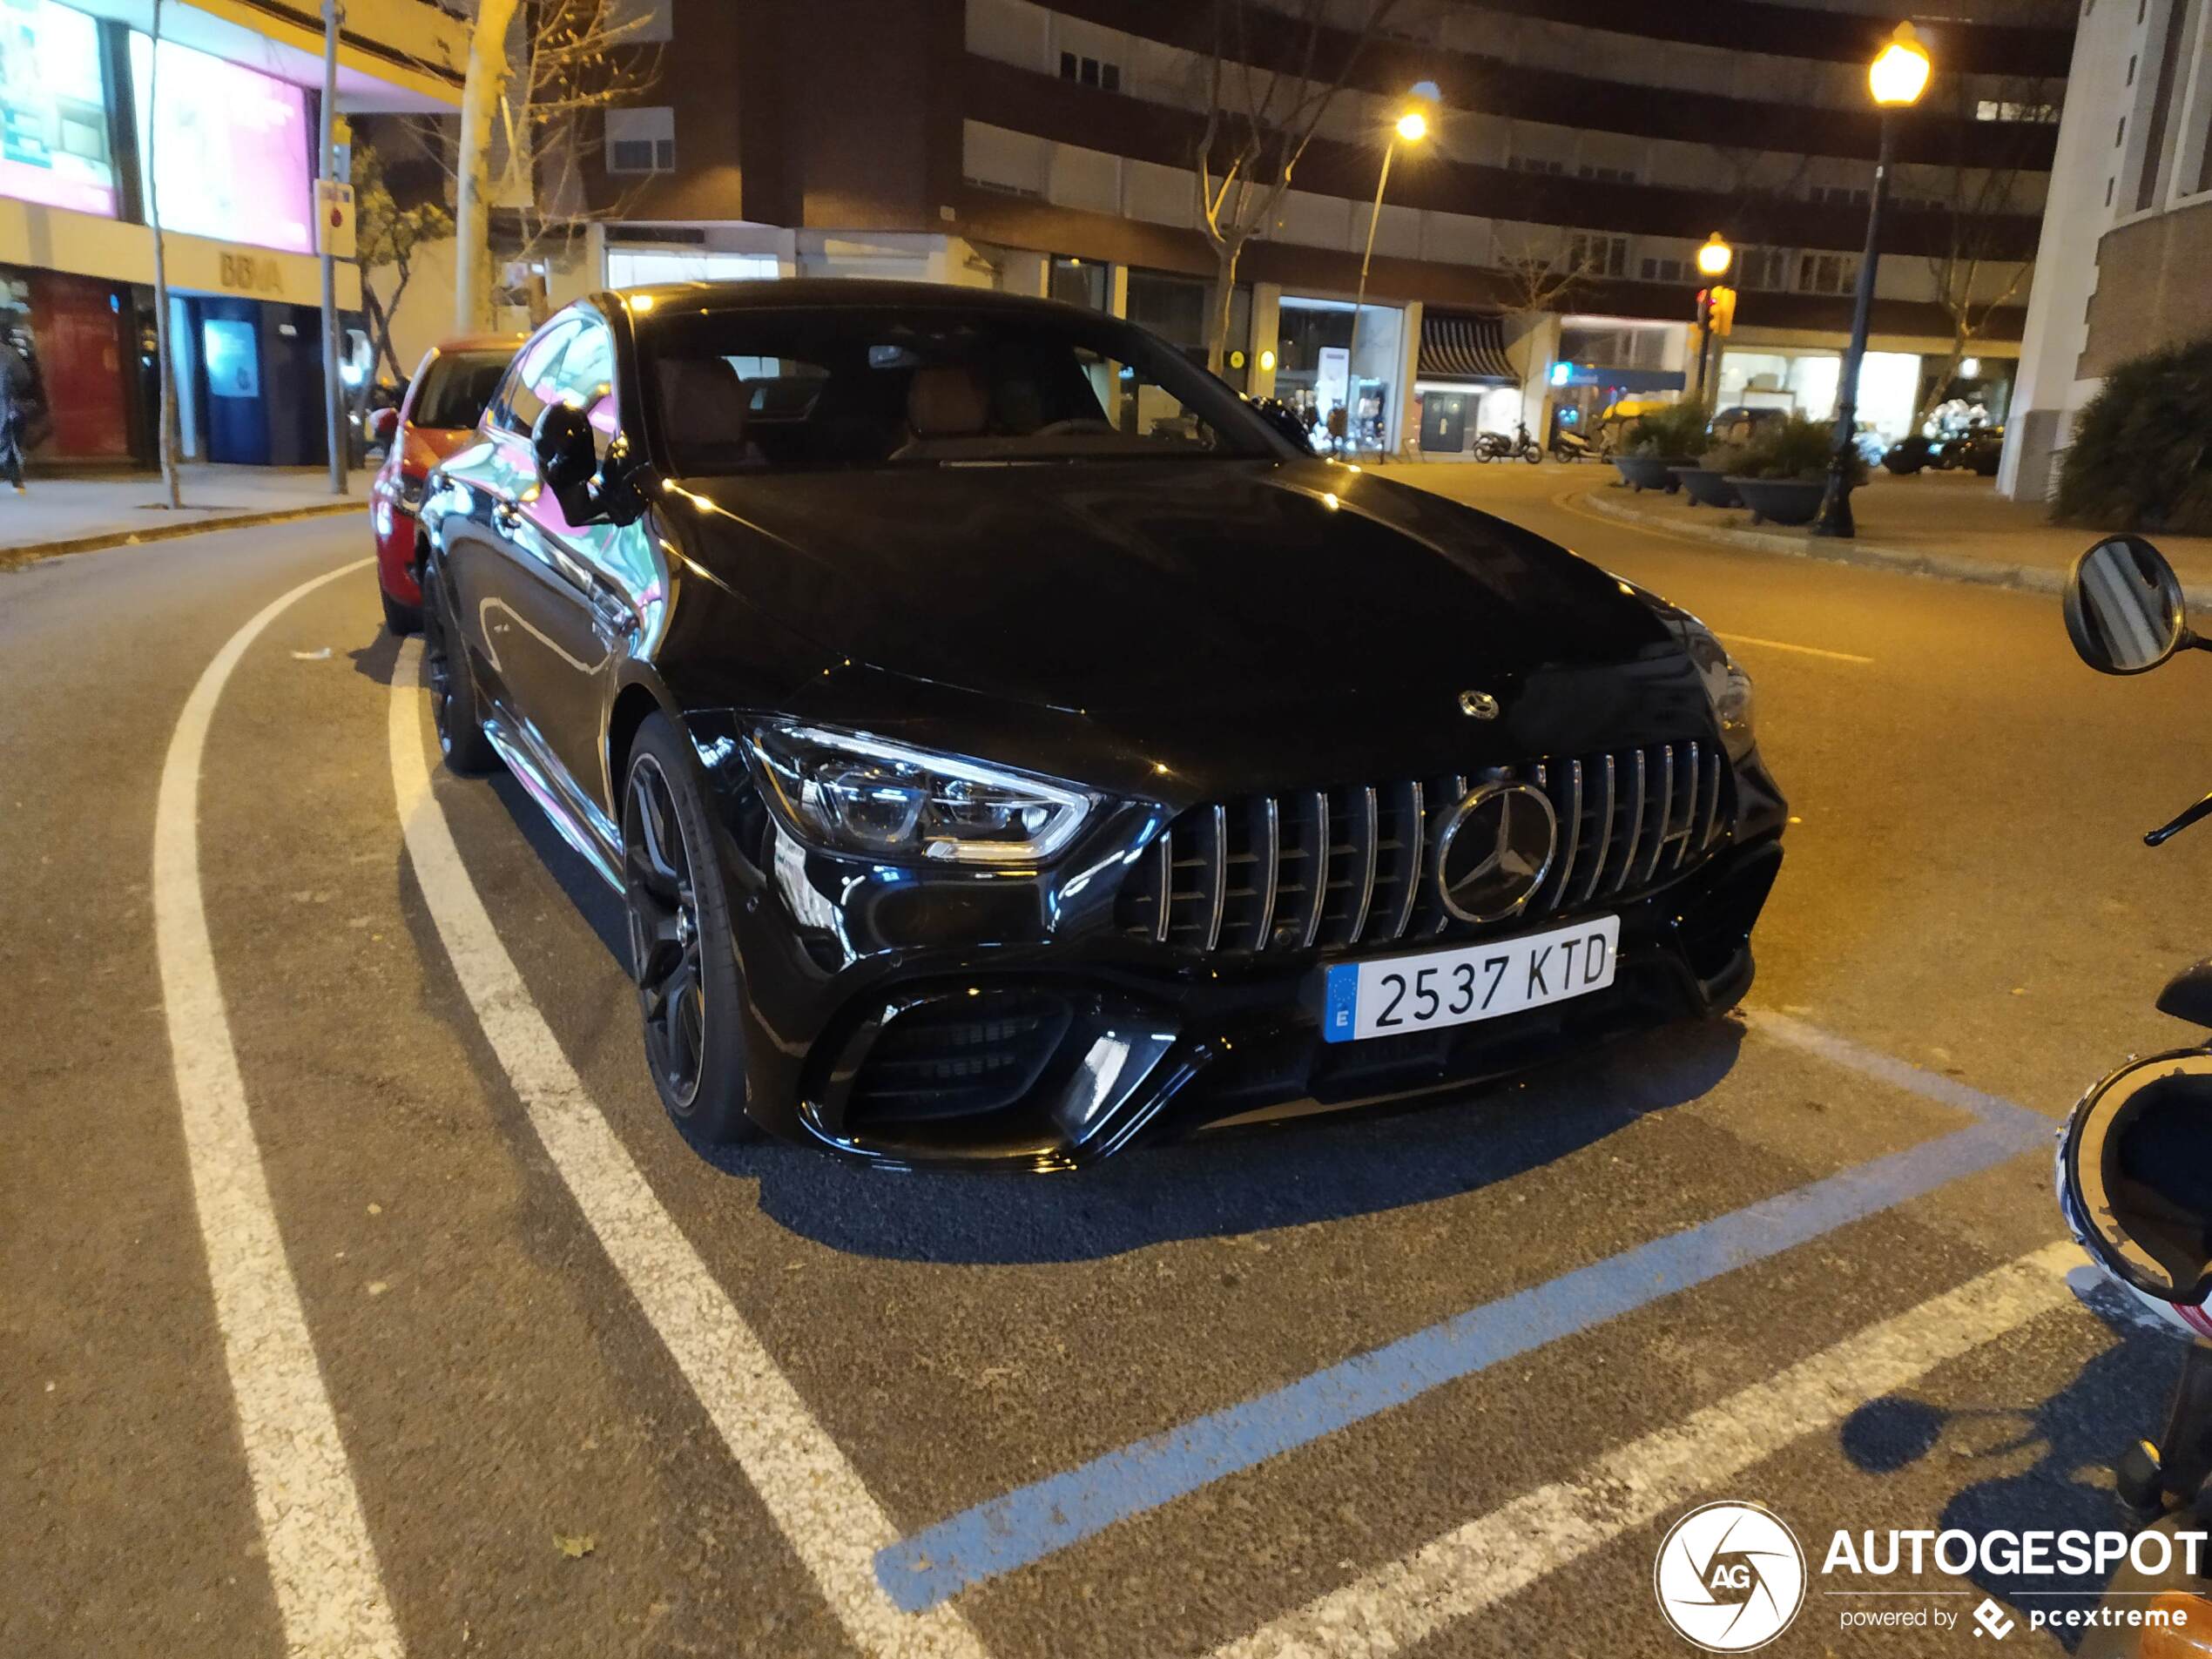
365 406 399 448
2065 534 2190 675
531 401 601 523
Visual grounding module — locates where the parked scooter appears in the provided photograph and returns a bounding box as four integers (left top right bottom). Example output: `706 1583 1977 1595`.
1549 426 1592 463
1474 424 1543 464
2058 533 2212 1655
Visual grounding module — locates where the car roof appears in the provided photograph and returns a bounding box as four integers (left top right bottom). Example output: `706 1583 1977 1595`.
433 333 528 356
597 277 1124 326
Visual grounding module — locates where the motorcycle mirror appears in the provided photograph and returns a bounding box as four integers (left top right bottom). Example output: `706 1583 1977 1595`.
2066 535 2190 675
2060 1049 2212 1312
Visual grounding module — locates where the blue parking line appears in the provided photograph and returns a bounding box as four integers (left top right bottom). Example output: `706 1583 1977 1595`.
873 1022 2053 1612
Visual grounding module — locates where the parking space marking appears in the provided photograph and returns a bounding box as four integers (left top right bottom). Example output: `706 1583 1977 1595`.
1209 1239 2082 1659
874 1022 2048 1611
153 559 403 1659
388 644 992 1659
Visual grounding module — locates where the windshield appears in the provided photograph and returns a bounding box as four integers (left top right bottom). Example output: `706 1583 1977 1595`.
412 352 511 431
634 304 1285 475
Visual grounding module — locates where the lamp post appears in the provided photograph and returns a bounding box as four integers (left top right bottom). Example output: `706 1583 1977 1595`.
1694 233 1732 401
1345 101 1428 454
1812 22 1931 538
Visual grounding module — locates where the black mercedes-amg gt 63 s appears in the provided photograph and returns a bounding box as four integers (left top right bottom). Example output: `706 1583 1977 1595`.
415 280 1784 1170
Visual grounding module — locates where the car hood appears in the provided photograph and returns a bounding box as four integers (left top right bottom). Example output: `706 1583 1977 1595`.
667 460 1676 724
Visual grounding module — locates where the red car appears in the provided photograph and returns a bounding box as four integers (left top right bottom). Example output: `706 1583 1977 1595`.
369 334 523 633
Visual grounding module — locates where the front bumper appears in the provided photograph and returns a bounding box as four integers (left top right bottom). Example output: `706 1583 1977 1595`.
713 759 1784 1170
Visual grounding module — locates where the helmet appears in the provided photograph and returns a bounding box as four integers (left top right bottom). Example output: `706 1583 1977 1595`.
2057 1049 2212 1341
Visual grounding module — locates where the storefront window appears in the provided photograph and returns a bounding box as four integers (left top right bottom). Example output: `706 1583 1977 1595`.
1048 255 1106 311
129 30 313 255
1277 297 1399 455
0 1 118 218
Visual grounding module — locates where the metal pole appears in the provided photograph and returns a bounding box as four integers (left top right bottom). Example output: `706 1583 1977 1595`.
319 0 346 496
1345 136 1395 454
1696 314 1713 402
1812 110 1894 539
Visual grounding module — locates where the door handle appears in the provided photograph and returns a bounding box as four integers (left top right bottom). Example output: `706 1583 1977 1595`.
589 584 638 637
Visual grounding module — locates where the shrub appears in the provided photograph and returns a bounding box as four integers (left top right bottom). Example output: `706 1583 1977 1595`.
2055 334 2212 534
1625 401 1710 458
1731 413 1864 484
1699 442 1750 474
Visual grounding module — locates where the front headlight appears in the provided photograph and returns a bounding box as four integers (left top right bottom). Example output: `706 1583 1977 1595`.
746 723 1097 865
1674 616 1757 763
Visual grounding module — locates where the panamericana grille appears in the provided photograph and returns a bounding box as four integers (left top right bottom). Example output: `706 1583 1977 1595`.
1116 742 1730 954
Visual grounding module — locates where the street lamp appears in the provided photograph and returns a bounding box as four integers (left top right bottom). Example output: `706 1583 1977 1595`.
1694 233 1732 400
1345 92 1430 454
1813 22 1931 538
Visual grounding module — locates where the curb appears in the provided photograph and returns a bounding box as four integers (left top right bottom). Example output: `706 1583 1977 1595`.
1570 486 2087 598
1569 485 2212 610
0 499 365 571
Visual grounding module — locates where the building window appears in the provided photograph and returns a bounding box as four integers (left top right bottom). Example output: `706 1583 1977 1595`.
605 0 672 42
1639 256 1686 283
606 105 676 173
1811 184 1871 209
1565 232 1628 277
1975 98 2058 122
1795 252 1855 294
2134 0 2192 209
1737 246 1790 290
1576 164 1637 185
1048 255 1107 311
1508 155 1568 176
1058 51 1119 91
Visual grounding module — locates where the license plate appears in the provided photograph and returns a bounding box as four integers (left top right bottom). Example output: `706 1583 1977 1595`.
1320 915 1621 1043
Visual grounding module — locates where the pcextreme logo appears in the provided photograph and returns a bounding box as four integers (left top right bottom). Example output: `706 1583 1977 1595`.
1654 1501 1809 1652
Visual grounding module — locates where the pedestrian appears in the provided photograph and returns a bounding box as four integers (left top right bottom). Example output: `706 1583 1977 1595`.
0 317 32 494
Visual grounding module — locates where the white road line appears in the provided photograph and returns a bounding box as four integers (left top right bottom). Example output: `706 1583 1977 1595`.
1209 1239 2083 1659
152 557 402 1659
386 643 993 1659
1717 631 1876 665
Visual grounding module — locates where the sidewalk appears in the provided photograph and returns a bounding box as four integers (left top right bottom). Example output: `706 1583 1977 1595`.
0 463 369 570
1387 462 2212 601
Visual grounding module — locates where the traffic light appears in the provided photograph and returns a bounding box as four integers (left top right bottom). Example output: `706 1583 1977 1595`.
1710 285 1737 336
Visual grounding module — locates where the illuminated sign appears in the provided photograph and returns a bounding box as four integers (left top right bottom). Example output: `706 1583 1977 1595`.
0 0 117 217
130 31 313 256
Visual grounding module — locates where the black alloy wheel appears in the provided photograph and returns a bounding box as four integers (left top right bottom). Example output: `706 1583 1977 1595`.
621 714 755 1143
420 556 498 774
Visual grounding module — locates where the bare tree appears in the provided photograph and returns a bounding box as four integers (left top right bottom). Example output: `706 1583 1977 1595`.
354 140 452 383
449 0 660 332
1190 0 1404 373
1914 11 2065 425
1492 230 1594 419
454 0 523 333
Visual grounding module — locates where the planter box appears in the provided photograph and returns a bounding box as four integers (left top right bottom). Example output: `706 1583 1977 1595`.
1614 454 1692 492
1669 467 1741 509
1726 476 1825 526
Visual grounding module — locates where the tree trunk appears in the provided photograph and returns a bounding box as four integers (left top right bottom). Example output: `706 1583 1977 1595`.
1205 239 1243 376
455 0 523 334
1916 321 1971 430
147 0 180 509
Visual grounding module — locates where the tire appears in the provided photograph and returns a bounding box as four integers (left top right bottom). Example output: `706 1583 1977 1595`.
419 555 499 776
1521 445 1541 465
621 712 757 1144
380 583 421 637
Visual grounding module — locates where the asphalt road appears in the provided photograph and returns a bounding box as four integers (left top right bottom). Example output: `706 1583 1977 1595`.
6 463 2208 1658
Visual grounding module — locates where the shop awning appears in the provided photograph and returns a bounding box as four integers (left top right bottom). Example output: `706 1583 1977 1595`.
1418 312 1518 385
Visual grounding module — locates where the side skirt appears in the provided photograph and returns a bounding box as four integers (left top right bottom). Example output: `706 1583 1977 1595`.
481 711 626 895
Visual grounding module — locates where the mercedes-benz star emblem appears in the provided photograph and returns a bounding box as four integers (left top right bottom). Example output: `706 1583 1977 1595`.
1435 781 1557 923
1458 689 1501 719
